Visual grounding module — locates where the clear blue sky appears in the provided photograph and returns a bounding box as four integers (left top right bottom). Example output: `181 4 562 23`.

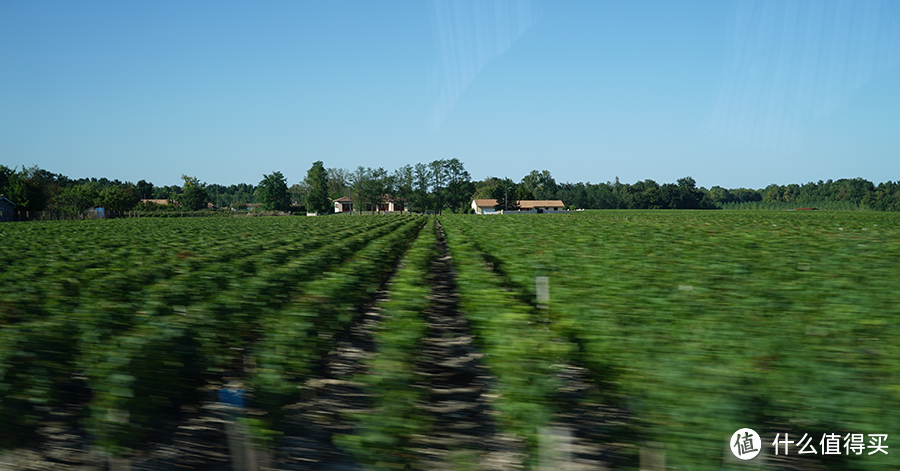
2 0 898 189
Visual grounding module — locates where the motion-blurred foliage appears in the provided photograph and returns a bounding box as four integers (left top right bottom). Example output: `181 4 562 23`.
441 210 900 470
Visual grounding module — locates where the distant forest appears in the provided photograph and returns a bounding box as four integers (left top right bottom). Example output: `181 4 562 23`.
1 162 899 214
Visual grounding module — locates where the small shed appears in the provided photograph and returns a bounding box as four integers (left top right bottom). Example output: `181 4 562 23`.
471 199 500 214
378 194 407 212
333 196 353 213
0 195 17 222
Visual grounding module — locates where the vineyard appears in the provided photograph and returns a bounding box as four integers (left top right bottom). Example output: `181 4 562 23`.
440 210 900 470
1 211 898 470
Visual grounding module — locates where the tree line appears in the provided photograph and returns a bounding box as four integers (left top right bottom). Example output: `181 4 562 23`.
2 162 899 214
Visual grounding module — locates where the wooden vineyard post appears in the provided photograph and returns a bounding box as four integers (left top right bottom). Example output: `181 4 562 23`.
219 388 269 471
105 409 131 471
536 276 550 326
539 426 573 471
639 442 665 471
108 456 131 471
225 418 252 471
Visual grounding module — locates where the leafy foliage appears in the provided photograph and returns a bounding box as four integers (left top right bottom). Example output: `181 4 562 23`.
305 162 330 214
441 219 573 465
256 171 291 212
177 175 209 211
442 210 900 470
489 178 520 211
521 169 557 200
0 215 424 457
336 219 435 469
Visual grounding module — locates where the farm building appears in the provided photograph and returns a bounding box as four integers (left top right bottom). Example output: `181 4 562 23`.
471 199 501 214
0 195 17 222
470 199 567 214
333 196 353 213
333 195 407 213
376 195 407 212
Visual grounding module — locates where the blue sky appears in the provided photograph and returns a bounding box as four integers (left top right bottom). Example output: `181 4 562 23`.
2 0 898 189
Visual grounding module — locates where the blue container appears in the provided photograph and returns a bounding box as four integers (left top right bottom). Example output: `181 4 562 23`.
218 389 245 409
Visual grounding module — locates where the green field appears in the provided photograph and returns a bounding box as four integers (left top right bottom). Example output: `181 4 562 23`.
1 211 897 470
441 210 900 469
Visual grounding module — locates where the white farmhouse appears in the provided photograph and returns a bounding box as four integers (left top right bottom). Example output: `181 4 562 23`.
471 199 567 214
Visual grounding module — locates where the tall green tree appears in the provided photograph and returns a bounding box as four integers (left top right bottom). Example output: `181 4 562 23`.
326 167 351 199
472 177 501 199
289 182 308 210
762 184 782 203
443 158 474 213
429 159 448 213
178 175 209 211
362 167 389 211
53 183 100 212
257 171 291 212
490 178 519 211
351 166 371 212
99 186 138 212
305 162 330 214
676 176 701 209
659 183 680 209
521 170 558 200
349 166 389 212
6 166 54 211
0 165 12 195
135 180 154 200
413 163 431 212
392 165 414 209
514 185 532 201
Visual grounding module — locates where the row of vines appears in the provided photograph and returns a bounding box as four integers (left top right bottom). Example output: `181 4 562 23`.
3 210 898 470
439 210 900 470
0 215 425 458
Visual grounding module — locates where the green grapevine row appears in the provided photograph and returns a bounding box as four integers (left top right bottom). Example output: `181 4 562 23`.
1 216 389 323
0 217 408 439
247 217 427 438
85 217 422 455
442 211 900 470
439 218 573 466
336 218 438 469
0 215 424 455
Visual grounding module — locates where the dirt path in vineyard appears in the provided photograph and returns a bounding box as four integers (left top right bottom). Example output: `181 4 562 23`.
407 220 524 470
269 220 520 470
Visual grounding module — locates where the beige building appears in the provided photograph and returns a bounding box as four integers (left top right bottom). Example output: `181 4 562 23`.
333 195 407 213
471 199 567 214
